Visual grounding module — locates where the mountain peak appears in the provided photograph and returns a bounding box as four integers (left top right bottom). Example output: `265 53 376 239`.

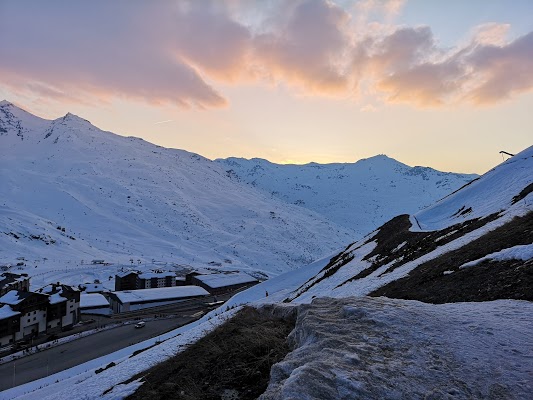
0 100 14 107
61 112 92 126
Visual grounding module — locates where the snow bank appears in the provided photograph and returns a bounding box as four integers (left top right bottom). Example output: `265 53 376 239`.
260 297 533 400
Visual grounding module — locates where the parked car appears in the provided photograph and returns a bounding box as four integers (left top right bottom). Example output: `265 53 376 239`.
134 321 146 329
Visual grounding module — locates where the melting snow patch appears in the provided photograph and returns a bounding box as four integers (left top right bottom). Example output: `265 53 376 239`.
435 230 457 242
460 244 533 269
260 297 533 400
392 241 407 252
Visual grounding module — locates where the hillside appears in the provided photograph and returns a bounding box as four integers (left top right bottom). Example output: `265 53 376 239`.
123 146 532 400
0 101 356 281
0 101 476 288
217 156 477 235
5 144 530 399
283 145 532 304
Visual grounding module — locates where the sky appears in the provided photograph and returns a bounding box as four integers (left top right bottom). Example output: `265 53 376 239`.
1 0 532 174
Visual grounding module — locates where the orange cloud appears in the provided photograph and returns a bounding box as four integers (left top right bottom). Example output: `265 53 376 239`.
0 0 531 109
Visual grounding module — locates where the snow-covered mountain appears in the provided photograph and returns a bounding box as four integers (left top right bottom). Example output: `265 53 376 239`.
217 156 477 235
282 145 533 304
0 100 477 284
0 100 356 279
3 113 531 399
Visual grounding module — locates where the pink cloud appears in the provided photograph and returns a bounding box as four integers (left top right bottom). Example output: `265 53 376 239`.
466 32 533 104
0 0 227 108
0 0 531 109
252 0 353 94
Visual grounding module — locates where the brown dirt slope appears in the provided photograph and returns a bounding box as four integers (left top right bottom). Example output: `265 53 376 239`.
126 306 296 400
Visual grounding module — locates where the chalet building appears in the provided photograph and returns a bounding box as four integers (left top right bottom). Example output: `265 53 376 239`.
0 290 49 346
39 284 81 332
189 272 259 295
107 286 209 313
0 283 81 346
0 305 20 347
115 271 176 291
115 271 138 291
0 272 30 296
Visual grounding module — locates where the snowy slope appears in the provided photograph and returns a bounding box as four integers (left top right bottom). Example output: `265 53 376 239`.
283 145 533 303
413 145 533 230
0 101 356 282
3 147 531 399
217 156 477 235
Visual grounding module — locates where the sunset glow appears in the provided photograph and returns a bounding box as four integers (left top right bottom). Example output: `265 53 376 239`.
1 0 532 173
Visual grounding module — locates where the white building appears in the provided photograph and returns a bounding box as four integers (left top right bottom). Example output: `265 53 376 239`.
107 286 209 313
38 284 81 333
190 272 259 295
0 290 48 345
80 293 111 315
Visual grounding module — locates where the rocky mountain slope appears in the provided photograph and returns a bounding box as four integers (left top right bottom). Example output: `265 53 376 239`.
217 156 477 235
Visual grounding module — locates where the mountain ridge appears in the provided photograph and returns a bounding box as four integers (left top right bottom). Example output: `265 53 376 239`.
217 155 477 235
0 102 357 281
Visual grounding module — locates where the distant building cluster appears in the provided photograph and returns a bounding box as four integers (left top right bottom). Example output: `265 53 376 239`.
0 272 30 296
1 268 260 347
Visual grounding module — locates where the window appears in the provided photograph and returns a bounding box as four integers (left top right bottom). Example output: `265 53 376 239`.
33 317 36 321
27 319 30 323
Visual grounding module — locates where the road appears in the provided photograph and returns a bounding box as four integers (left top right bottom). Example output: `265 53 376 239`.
0 316 194 391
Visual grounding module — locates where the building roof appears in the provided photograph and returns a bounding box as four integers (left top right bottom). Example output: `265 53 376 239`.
116 270 175 280
82 283 105 293
194 272 258 289
138 272 175 279
0 273 28 288
116 270 139 278
80 293 110 308
111 286 209 304
0 304 20 320
49 292 68 304
0 290 35 305
36 283 79 304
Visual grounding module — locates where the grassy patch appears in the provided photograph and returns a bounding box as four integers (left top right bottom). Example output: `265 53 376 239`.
127 306 296 400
